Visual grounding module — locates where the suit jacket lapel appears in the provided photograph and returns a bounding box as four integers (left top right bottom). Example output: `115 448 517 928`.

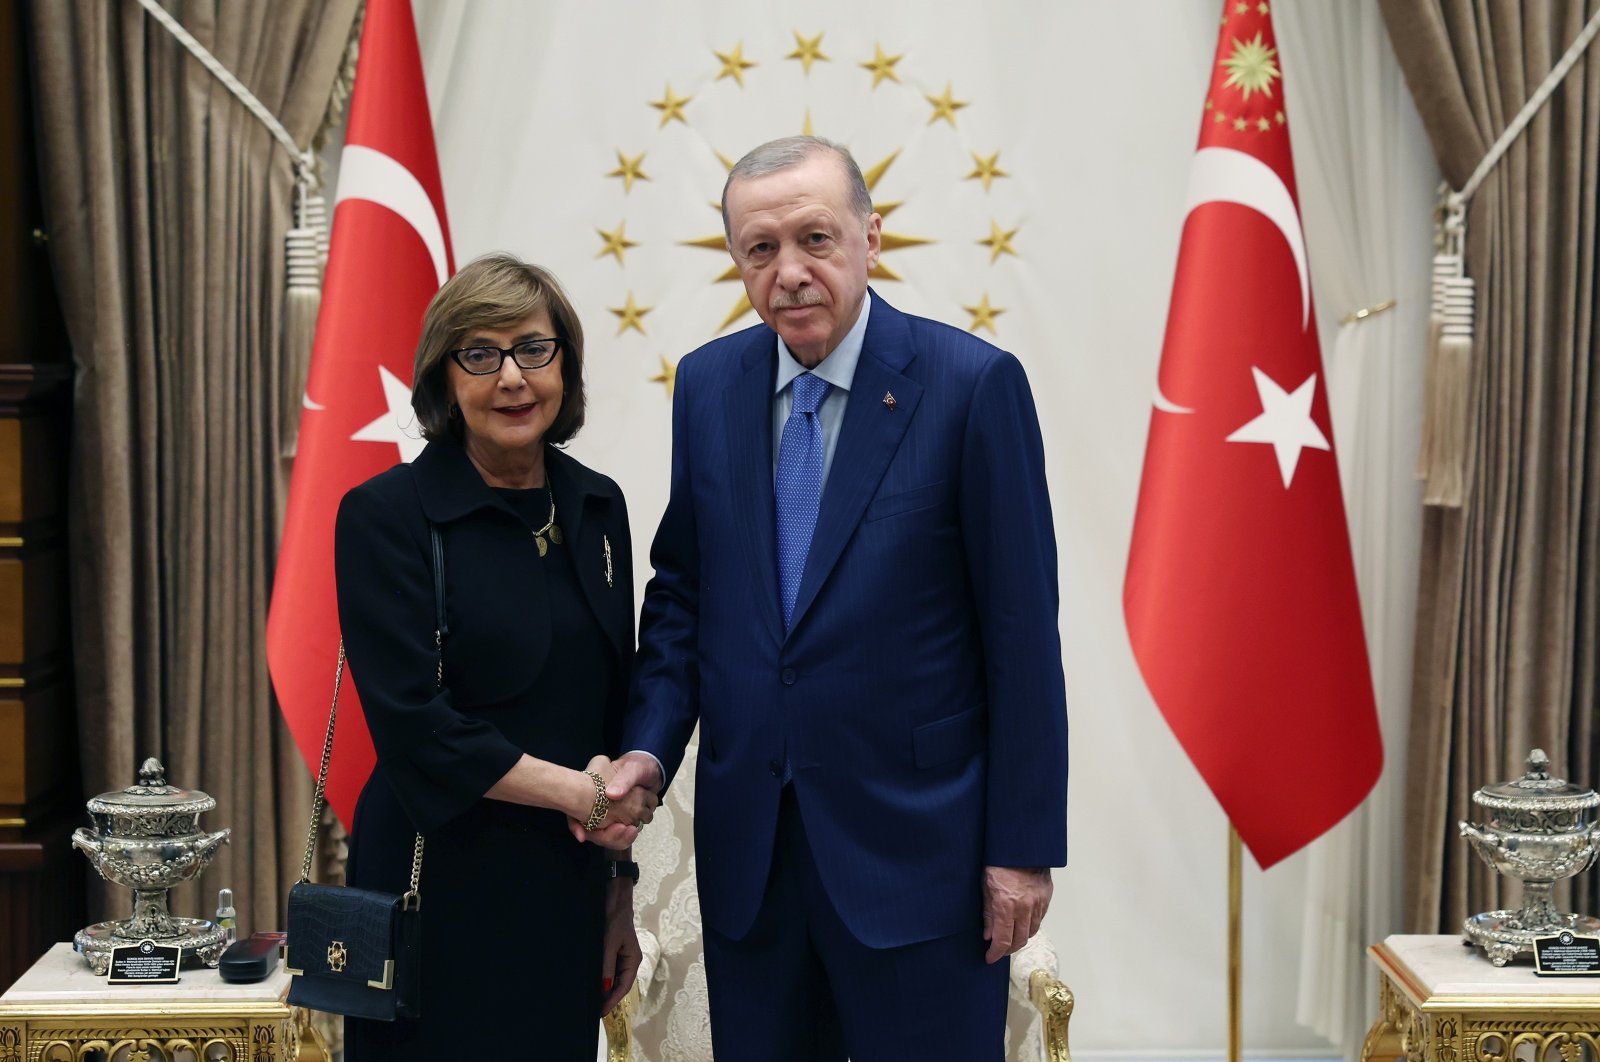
789 294 922 634
723 336 784 646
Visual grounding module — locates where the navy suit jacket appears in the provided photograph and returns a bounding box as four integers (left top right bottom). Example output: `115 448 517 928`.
626 290 1068 949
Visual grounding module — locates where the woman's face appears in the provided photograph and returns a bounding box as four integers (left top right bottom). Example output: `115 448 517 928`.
446 309 564 462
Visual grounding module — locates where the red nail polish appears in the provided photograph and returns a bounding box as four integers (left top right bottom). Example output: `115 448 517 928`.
603 977 614 991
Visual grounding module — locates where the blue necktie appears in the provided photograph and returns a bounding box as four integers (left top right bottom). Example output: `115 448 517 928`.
775 372 830 631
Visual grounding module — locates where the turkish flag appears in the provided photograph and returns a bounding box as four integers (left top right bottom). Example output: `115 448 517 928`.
1123 2 1381 868
267 0 454 829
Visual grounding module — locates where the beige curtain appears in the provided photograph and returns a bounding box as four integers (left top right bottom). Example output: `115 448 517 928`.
1379 0 1600 932
29 0 360 932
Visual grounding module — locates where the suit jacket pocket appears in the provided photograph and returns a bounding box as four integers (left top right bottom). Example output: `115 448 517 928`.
912 705 986 768
864 481 945 523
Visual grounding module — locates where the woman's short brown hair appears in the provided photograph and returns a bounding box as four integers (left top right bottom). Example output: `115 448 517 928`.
411 253 586 444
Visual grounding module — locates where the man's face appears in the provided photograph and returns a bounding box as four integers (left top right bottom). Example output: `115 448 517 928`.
724 153 882 367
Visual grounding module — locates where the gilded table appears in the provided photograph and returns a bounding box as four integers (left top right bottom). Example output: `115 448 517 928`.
1362 934 1600 1062
0 942 324 1062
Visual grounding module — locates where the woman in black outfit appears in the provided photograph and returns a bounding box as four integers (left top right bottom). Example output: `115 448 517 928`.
335 253 656 1059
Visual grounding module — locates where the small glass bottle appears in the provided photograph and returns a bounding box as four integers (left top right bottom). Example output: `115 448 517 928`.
216 888 237 946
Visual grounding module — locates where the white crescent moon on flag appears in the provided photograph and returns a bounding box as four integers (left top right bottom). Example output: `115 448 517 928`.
1153 146 1312 417
301 145 452 410
334 144 451 286
1183 146 1310 328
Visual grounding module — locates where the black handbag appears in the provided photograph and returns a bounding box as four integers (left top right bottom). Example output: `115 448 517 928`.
285 525 446 1021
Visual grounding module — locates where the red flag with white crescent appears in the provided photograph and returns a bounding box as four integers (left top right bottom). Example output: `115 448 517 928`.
1123 1 1381 868
267 0 454 828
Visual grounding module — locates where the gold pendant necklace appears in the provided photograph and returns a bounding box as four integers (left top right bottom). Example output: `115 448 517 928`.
532 486 563 556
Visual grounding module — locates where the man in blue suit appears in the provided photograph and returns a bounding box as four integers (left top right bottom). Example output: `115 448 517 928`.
606 136 1068 1060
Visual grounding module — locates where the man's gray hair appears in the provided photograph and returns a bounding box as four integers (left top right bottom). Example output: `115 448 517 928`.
721 135 874 238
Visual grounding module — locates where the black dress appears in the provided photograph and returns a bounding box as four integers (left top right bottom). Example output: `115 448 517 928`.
334 440 634 1061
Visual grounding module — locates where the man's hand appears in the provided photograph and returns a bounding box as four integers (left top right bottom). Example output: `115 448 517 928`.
982 866 1053 964
605 751 663 801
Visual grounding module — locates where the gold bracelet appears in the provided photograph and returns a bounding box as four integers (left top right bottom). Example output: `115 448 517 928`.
583 770 611 831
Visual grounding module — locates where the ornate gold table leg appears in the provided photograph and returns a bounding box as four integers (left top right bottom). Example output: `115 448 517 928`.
1359 1014 1405 1062
601 982 641 1062
1029 968 1074 1062
1361 961 1415 1062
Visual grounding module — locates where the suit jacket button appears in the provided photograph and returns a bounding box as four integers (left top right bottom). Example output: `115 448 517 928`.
768 760 783 777
780 668 797 686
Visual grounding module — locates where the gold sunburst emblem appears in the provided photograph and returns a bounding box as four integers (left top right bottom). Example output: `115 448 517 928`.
1220 31 1280 100
600 31 1019 396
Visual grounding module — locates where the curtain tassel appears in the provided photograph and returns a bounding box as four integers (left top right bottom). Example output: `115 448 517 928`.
1418 195 1471 508
284 165 326 455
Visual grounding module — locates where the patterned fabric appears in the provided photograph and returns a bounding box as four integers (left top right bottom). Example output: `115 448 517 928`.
774 372 831 631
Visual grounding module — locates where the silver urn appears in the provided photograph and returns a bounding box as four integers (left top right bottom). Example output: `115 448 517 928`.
1459 748 1600 966
71 757 232 974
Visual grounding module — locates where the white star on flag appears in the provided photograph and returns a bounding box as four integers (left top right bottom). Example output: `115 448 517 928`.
1225 367 1330 488
350 365 426 463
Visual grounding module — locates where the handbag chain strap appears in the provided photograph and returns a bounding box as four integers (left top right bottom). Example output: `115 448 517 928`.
298 524 447 912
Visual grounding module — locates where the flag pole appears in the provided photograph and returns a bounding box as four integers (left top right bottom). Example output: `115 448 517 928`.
1228 826 1242 1062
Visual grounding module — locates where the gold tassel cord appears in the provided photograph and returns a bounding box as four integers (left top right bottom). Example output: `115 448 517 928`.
1339 299 1396 326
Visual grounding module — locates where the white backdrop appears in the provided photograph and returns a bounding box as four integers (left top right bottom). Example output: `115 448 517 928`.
405 1 1436 1053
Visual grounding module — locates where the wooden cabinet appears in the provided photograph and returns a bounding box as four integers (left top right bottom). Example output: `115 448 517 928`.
0 365 80 992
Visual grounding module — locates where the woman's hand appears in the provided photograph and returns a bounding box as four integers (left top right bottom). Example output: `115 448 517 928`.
600 877 642 1015
569 755 657 849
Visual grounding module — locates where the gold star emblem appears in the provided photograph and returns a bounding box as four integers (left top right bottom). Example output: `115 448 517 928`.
1258 2 1271 13
977 220 1019 264
609 292 653 336
1235 2 1248 12
786 31 830 75
859 43 904 88
1220 32 1281 101
1233 117 1248 131
1275 110 1286 125
964 150 1009 192
606 150 650 193
1213 110 1228 123
650 353 679 397
714 42 757 86
649 84 692 127
925 82 970 127
595 222 638 266
963 293 1005 335
1256 117 1271 132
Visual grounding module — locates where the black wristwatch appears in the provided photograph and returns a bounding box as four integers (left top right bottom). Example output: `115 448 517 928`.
607 860 640 883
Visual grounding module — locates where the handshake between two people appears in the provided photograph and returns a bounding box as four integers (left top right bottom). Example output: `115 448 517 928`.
567 751 664 851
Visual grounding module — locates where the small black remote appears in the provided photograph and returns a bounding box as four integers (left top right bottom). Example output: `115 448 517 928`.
218 932 282 983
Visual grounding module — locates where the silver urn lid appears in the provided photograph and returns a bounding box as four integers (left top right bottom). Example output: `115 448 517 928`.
1469 749 1599 833
83 757 217 838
